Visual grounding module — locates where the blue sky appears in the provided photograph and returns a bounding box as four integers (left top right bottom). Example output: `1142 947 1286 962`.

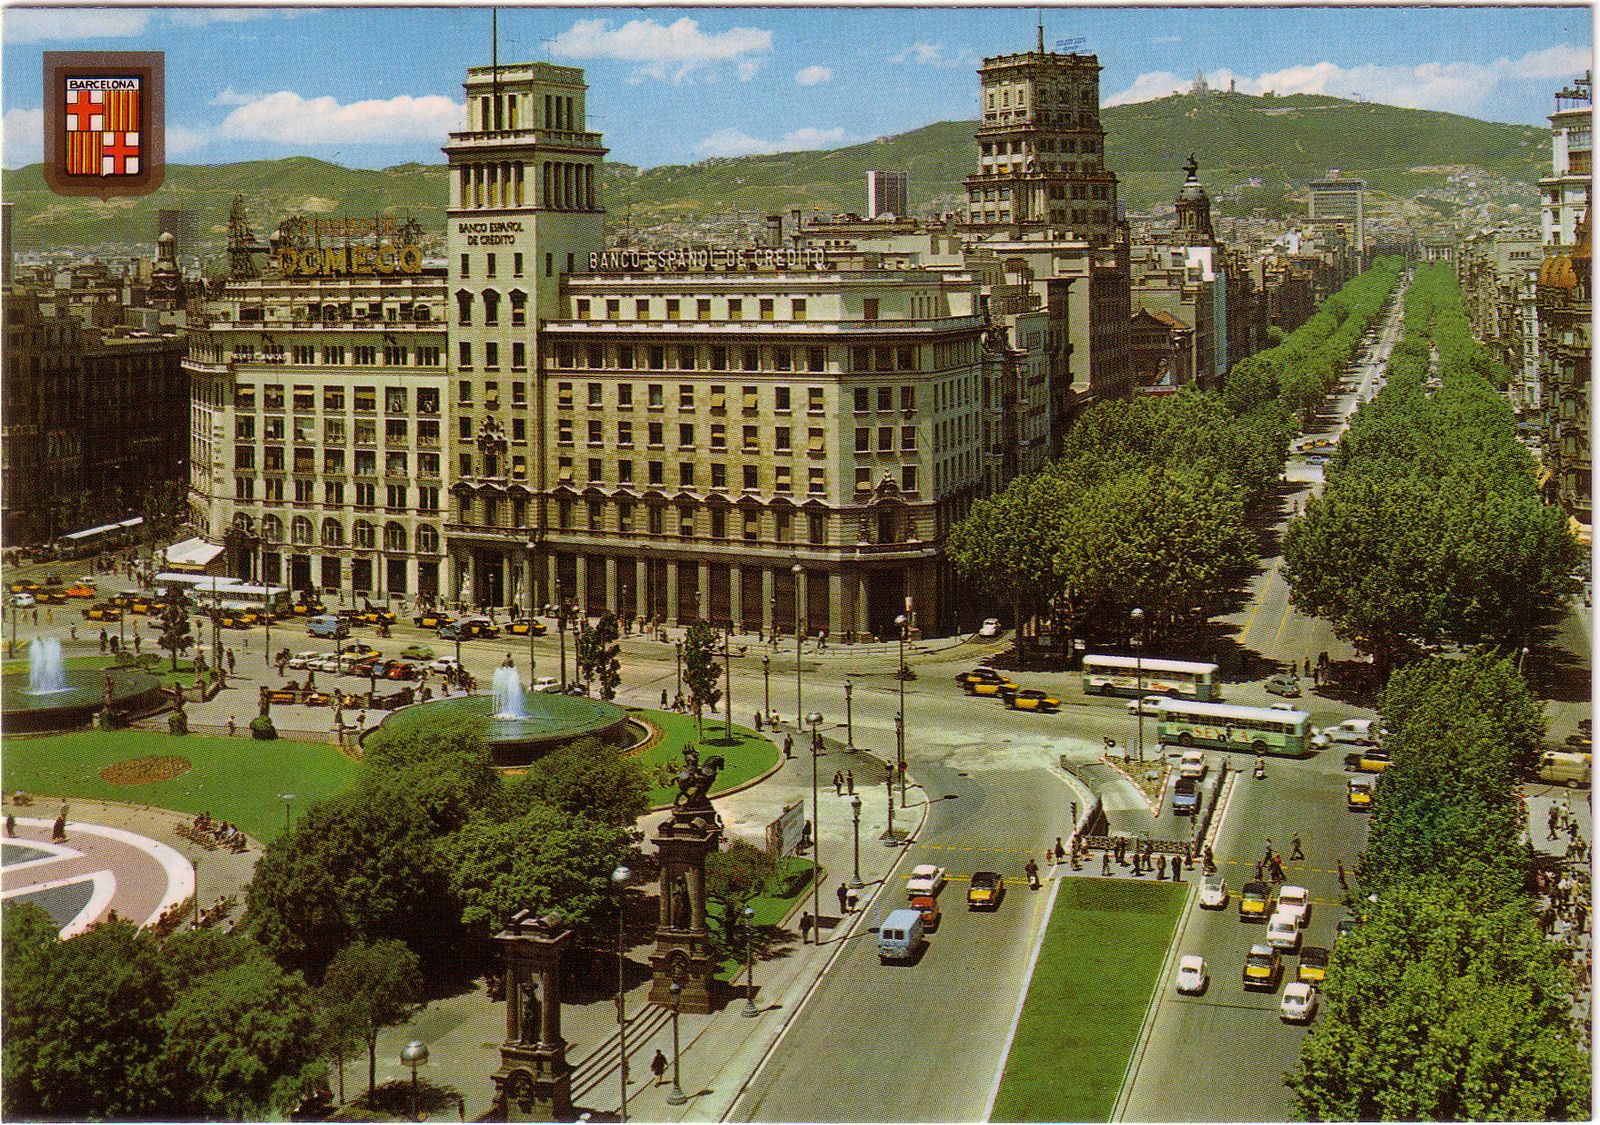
3 5 1591 169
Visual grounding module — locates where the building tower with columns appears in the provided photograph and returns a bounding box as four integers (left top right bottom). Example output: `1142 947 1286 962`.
443 61 607 610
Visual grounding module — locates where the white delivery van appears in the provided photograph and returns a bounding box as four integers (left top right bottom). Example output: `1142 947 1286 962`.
1313 718 1378 750
877 907 926 964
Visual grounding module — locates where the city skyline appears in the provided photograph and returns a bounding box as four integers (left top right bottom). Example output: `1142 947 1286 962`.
2 5 1591 171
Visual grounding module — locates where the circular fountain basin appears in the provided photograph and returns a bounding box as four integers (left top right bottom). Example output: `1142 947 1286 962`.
2 669 165 734
374 692 635 767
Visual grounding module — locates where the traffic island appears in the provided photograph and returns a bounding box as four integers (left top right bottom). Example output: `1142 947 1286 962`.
990 879 1187 1123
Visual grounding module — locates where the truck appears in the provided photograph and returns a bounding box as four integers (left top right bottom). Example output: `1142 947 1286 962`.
877 907 925 963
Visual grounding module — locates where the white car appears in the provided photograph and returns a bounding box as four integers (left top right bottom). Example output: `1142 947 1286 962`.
1175 954 1208 994
905 864 947 896
427 657 462 675
286 650 321 670
11 592 36 607
1267 909 1303 952
1177 750 1207 780
978 618 1002 638
1199 874 1228 909
1127 694 1165 716
308 654 343 673
533 675 562 692
1276 885 1311 928
1269 701 1299 712
1280 981 1319 1023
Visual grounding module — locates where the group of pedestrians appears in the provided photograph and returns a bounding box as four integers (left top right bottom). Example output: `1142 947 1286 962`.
1536 797 1591 1030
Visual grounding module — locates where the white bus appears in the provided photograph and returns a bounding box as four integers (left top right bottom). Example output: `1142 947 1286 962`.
193 582 293 618
1155 699 1313 757
1082 654 1221 701
155 572 243 598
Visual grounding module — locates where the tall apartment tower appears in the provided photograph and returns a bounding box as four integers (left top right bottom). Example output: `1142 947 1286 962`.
1307 174 1366 254
442 61 607 608
963 36 1119 246
1540 71 1591 248
155 208 197 258
866 170 909 219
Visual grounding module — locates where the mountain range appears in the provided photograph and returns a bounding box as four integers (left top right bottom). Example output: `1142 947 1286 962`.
2 91 1548 254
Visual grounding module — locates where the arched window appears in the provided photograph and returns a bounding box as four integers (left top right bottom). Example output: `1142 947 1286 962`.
455 290 472 326
417 524 439 553
509 289 528 327
353 520 375 549
384 522 407 552
291 516 313 545
260 515 283 542
321 518 343 546
482 289 500 327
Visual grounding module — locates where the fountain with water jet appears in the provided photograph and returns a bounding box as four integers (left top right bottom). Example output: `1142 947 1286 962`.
2 635 163 732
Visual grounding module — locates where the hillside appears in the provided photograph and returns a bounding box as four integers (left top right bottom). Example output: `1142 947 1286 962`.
2 91 1547 252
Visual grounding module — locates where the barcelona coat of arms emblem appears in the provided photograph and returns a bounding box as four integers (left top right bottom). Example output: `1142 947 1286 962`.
43 51 164 198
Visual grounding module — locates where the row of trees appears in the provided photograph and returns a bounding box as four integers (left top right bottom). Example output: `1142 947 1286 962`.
1283 264 1581 674
1287 654 1590 1119
1225 257 1404 424
947 260 1404 646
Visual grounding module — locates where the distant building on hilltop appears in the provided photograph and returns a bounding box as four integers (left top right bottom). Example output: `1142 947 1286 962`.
866 171 909 220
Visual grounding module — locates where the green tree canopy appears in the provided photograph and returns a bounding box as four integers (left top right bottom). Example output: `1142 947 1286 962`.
682 620 724 738
317 939 424 1095
507 736 649 827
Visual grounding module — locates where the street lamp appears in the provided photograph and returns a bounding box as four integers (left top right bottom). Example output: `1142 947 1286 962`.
528 568 539 681
278 793 295 835
193 855 201 927
762 654 771 721
850 793 863 886
400 1040 428 1122
843 678 854 749
741 905 758 1018
807 709 823 939
674 640 683 705
610 865 631 1124
880 772 897 844
557 591 569 690
724 621 734 741
666 980 687 1106
1130 607 1146 763
896 613 908 806
792 563 803 725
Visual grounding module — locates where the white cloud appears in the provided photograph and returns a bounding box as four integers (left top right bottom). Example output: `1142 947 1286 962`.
890 41 944 65
166 125 211 156
164 9 284 28
1151 34 1183 46
694 125 848 158
3 108 44 167
1106 44 1591 115
5 8 149 42
795 65 832 87
215 90 463 145
548 17 771 84
737 59 761 83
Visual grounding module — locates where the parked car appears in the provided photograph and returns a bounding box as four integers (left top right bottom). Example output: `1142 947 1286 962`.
1335 917 1359 943
286 651 321 670
1342 748 1392 773
413 610 454 630
905 864 947 896
10 592 36 608
1006 687 1061 712
1199 875 1228 909
1171 776 1199 816
505 618 548 636
977 618 1002 638
82 602 123 621
1239 881 1273 922
1314 718 1379 750
1242 944 1282 990
1298 946 1330 985
1265 673 1301 698
1126 694 1165 716
1280 981 1319 1022
533 676 562 693
1175 954 1208 994
8 580 40 594
1276 886 1311 927
307 614 348 639
339 641 381 662
1267 910 1303 952
427 657 463 676
970 677 1020 698
967 871 1004 910
1536 750 1592 788
440 616 500 640
64 582 96 599
1178 750 1208 779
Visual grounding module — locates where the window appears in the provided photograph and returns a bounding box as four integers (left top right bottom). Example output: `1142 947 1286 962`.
775 387 791 412
386 484 407 509
588 420 603 446
512 342 526 370
292 345 314 364
234 445 256 470
878 426 894 452
618 459 634 484
558 419 573 444
513 253 523 276
459 254 470 278
648 505 664 535
807 347 825 372
557 457 573 483
606 299 620 319
854 387 870 412
676 384 693 410
877 385 893 410
325 481 344 505
458 380 473 404
775 426 791 452
901 385 916 411
666 299 681 320
292 516 313 545
235 478 256 501
710 508 726 538
264 385 286 410
855 427 870 453
775 348 792 372
557 382 574 408
760 298 775 321
264 478 285 502
808 467 825 495
635 299 650 319
648 421 664 448
793 298 807 321
742 425 759 453
709 386 727 413
648 384 663 408
742 347 759 372
458 342 472 368
901 425 917 451
679 463 695 487
459 417 474 441
648 346 666 371
588 501 604 530
808 387 825 413
386 418 408 444
617 384 633 408
727 298 742 321
808 512 826 543
863 297 880 320
711 346 728 371
617 345 635 371
697 299 712 321
810 428 827 454
775 510 791 542
744 511 759 540
710 424 726 450
585 381 601 407
354 419 376 446
575 299 590 320
775 465 792 492
588 458 603 483
618 420 634 446
678 506 695 537
324 448 345 473
456 291 473 325
648 461 664 486
741 386 758 412
417 524 439 551
510 291 527 327
678 423 695 448
459 453 473 476
901 465 918 492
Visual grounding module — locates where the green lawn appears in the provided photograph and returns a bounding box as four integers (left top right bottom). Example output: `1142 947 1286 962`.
1 730 358 843
631 709 780 807
710 856 817 979
991 879 1188 1123
4 652 203 692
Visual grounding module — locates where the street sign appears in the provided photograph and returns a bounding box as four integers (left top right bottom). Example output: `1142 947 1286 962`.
764 799 805 858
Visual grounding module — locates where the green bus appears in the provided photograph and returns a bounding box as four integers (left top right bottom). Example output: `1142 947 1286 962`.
1155 699 1313 757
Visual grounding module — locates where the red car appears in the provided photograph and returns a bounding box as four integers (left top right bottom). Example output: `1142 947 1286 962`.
382 660 419 681
909 894 941 932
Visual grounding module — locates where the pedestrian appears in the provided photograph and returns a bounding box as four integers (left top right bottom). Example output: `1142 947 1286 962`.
227 649 235 674
1173 856 1183 881
132 632 141 655
846 769 855 795
1255 859 1264 881
783 733 794 760
99 629 108 653
227 715 236 738
800 911 814 944
846 887 859 912
1055 836 1066 863
70 626 76 641
1290 834 1305 861
31 608 37 625
1203 845 1215 873
1026 858 1040 888
832 770 843 796
837 882 849 914
1070 801 1078 824
4 814 13 838
661 689 669 708
1550 807 1561 840
1337 859 1348 889
51 813 66 842
1102 851 1112 876
356 709 366 728
1264 839 1274 865
754 711 763 732
650 1049 669 1087
1157 854 1167 880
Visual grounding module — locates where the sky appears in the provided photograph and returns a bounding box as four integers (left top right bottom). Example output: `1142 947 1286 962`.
2 4 1592 170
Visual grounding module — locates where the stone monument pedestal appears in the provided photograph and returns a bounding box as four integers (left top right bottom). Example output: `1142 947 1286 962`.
489 910 574 1121
648 747 726 1014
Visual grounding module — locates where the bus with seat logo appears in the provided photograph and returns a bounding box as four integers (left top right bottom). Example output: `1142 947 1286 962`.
1154 699 1312 757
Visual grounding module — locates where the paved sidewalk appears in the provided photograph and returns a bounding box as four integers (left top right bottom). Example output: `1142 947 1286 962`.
361 729 931 1121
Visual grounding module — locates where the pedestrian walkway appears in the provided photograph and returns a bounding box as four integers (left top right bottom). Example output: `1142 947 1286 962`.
365 727 931 1121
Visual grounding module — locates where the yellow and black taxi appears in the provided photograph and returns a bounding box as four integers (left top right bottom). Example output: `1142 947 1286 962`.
505 617 549 636
82 601 123 621
1242 943 1283 990
1347 777 1376 810
955 668 1018 693
108 592 136 608
1239 881 1273 922
1343 748 1392 773
1003 687 1061 712
8 580 40 594
291 599 327 617
1298 945 1330 985
338 641 381 663
355 607 399 626
967 870 1005 910
440 616 500 640
414 610 455 630
35 589 69 605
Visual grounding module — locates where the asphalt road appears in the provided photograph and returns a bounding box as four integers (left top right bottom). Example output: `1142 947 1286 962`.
730 764 1072 1123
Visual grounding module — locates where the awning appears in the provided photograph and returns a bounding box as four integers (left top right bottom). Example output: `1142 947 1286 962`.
164 537 226 571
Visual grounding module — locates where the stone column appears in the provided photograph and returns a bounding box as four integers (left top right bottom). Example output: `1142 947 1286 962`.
855 575 870 640
604 555 618 614
574 555 588 615
490 911 573 1121
635 557 648 622
649 808 723 1014
828 571 845 640
546 555 558 609
665 561 680 626
729 565 744 632
761 567 775 636
796 566 809 634
697 561 710 622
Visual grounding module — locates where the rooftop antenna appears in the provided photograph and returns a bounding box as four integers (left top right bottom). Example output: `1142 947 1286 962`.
1037 8 1045 54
